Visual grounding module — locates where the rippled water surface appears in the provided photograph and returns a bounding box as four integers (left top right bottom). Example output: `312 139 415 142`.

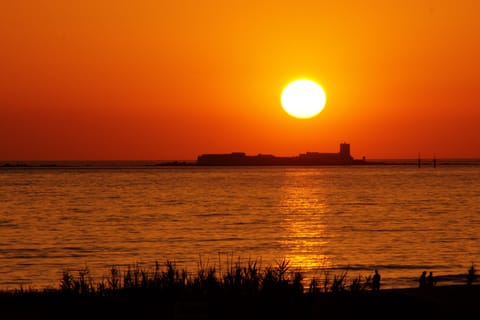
1 163 480 290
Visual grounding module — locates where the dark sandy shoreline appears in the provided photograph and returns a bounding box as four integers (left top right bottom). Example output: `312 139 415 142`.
1 284 479 320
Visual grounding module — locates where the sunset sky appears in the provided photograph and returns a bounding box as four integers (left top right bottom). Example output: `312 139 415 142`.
1 0 479 160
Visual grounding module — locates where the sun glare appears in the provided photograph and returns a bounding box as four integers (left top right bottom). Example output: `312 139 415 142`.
281 80 327 119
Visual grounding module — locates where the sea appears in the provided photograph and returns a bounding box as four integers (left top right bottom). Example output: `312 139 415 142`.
1 160 480 291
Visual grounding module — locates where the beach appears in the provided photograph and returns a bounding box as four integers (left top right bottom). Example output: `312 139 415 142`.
1 284 479 320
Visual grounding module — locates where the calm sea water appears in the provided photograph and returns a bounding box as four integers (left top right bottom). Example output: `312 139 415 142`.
1 161 480 290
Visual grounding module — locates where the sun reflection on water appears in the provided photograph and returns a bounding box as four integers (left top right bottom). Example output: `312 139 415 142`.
279 172 332 279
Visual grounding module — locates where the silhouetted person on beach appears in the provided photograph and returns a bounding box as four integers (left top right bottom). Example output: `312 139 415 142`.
372 269 381 291
467 264 476 285
419 271 427 288
426 271 436 287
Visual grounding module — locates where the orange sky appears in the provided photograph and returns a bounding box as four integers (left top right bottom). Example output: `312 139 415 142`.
1 1 479 160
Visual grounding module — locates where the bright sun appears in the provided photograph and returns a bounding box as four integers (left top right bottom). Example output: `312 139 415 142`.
281 80 327 119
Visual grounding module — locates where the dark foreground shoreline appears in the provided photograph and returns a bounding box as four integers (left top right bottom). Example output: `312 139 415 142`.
2 284 479 320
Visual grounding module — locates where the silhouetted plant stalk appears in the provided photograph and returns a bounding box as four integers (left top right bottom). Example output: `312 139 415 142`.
60 265 94 295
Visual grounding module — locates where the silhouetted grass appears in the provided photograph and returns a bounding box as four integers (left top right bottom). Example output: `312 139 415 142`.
52 258 378 298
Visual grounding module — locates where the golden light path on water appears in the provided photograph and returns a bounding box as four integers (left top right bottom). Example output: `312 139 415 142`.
279 171 332 281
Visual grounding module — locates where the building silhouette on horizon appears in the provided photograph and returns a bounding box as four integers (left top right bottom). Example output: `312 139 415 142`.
196 143 367 166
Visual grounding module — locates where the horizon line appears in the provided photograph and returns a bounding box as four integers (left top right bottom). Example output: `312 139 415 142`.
2 158 480 163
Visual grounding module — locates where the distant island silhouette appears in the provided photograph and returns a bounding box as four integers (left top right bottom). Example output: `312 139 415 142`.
196 143 371 166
